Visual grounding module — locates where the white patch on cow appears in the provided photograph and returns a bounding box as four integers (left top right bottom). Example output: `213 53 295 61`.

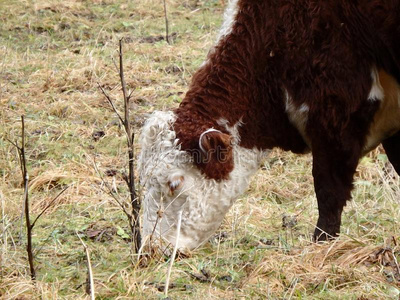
284 89 311 148
368 68 385 101
200 0 240 68
139 111 267 251
216 0 240 42
217 117 243 145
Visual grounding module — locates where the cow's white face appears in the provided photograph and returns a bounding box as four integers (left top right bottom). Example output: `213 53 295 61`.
138 111 267 252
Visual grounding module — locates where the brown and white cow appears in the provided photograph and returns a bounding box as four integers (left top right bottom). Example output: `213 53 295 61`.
139 0 400 251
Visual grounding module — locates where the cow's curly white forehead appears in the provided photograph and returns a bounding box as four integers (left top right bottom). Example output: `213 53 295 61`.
138 111 185 186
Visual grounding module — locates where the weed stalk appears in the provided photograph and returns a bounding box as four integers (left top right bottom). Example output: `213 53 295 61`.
98 39 142 253
8 116 69 280
163 0 170 44
8 116 36 280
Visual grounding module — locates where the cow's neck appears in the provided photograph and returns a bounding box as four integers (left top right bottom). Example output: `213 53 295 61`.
174 1 307 155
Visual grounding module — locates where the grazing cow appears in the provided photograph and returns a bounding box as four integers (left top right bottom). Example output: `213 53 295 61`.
139 0 400 251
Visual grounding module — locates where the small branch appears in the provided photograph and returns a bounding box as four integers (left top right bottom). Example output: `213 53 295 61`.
14 116 36 280
119 39 129 140
164 210 183 298
97 83 124 125
76 231 95 300
5 137 19 149
97 40 142 254
18 187 25 245
18 139 26 244
30 185 70 229
163 0 170 44
118 39 141 253
111 57 119 74
91 157 132 219
127 88 135 102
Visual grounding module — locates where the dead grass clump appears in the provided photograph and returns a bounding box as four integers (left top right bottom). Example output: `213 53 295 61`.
34 0 83 13
1 274 59 300
241 237 400 297
29 171 70 192
22 168 108 214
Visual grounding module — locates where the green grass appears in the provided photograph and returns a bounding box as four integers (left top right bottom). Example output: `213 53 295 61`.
1 0 400 299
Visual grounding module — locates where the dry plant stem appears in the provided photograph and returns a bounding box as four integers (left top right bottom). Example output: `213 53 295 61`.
92 157 132 220
164 210 183 298
98 40 141 253
8 118 72 281
118 39 141 253
97 83 124 125
18 188 25 244
19 116 36 280
77 231 95 300
163 0 170 44
9 138 26 244
30 186 70 228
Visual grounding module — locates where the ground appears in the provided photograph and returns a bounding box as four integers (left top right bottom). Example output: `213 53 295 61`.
0 0 400 299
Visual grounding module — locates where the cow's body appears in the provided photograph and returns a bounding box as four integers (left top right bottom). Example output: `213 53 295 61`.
139 0 400 251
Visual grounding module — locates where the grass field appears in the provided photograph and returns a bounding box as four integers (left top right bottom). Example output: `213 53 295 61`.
1 0 400 299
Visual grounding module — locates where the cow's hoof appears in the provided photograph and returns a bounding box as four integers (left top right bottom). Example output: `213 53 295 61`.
313 228 337 242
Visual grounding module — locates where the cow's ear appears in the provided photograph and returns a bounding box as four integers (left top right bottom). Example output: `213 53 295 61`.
198 130 234 180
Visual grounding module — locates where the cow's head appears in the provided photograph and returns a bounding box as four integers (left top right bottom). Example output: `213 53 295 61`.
138 111 266 252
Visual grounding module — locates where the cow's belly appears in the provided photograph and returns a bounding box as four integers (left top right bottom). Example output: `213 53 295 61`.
364 71 400 154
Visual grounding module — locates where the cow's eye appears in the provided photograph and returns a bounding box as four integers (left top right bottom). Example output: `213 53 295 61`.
168 175 184 196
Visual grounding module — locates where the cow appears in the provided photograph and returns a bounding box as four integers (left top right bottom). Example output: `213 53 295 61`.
138 0 400 252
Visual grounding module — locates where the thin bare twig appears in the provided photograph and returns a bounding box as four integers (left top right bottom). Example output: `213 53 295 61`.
76 231 95 300
118 39 141 253
7 117 66 280
97 82 124 125
164 210 183 298
15 138 25 244
13 116 36 280
91 158 132 221
30 185 70 229
127 88 135 102
98 40 141 253
147 191 165 252
111 57 119 74
163 0 170 44
5 137 19 149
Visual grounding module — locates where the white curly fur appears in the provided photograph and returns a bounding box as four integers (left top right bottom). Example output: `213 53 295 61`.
138 111 268 250
200 0 240 69
216 0 240 43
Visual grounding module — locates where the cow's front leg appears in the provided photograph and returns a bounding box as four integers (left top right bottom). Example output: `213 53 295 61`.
382 131 400 175
311 144 361 241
